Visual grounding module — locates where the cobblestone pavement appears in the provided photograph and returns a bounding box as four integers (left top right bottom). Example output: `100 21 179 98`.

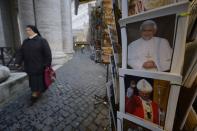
0 49 110 131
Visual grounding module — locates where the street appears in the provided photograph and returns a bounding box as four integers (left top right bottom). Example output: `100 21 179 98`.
0 49 110 131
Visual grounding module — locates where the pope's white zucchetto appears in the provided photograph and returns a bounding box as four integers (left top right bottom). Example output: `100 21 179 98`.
137 79 153 93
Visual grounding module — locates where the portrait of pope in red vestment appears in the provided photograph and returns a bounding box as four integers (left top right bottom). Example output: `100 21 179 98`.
125 79 159 125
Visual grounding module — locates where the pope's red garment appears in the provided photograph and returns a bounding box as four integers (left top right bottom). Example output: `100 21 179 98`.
125 95 159 124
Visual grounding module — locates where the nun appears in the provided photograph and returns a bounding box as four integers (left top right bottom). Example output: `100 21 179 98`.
15 25 52 105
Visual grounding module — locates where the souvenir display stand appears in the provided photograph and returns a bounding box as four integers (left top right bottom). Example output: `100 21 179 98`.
89 1 121 120
108 25 122 105
108 28 122 128
117 1 190 131
89 0 114 63
89 4 103 63
101 0 114 64
102 1 123 130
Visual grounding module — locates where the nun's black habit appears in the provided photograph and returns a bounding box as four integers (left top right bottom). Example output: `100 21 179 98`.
15 35 52 92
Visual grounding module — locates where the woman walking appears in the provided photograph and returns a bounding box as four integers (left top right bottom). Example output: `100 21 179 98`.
15 25 52 105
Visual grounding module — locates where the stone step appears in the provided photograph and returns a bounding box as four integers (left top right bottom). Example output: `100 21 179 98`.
0 73 28 105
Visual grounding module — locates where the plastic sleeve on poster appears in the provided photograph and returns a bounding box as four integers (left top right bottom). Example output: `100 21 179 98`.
170 83 186 88
120 25 126 28
179 12 190 17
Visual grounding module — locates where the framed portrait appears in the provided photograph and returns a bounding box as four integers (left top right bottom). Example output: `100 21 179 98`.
119 1 189 74
110 55 119 101
118 68 182 131
126 14 176 72
127 0 146 16
106 81 117 130
108 25 122 72
124 73 170 127
108 25 122 104
110 55 118 83
173 41 197 130
110 55 120 104
122 0 176 18
186 0 197 42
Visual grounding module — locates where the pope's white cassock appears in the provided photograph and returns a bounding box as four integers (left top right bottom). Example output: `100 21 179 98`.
128 37 172 71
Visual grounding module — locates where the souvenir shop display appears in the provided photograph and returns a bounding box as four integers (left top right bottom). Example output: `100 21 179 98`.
117 1 190 131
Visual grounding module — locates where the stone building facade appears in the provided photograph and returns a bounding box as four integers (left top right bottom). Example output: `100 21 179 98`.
0 0 73 65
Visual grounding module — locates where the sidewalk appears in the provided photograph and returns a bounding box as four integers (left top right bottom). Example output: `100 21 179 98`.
0 50 110 131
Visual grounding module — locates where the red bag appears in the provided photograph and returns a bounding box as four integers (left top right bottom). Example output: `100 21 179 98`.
44 66 56 88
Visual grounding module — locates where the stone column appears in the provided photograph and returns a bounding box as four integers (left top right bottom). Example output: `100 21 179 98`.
0 0 15 47
18 0 35 41
61 0 74 54
0 11 5 47
34 0 67 65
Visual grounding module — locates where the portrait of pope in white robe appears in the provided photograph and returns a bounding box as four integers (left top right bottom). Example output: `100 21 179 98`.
128 20 172 72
